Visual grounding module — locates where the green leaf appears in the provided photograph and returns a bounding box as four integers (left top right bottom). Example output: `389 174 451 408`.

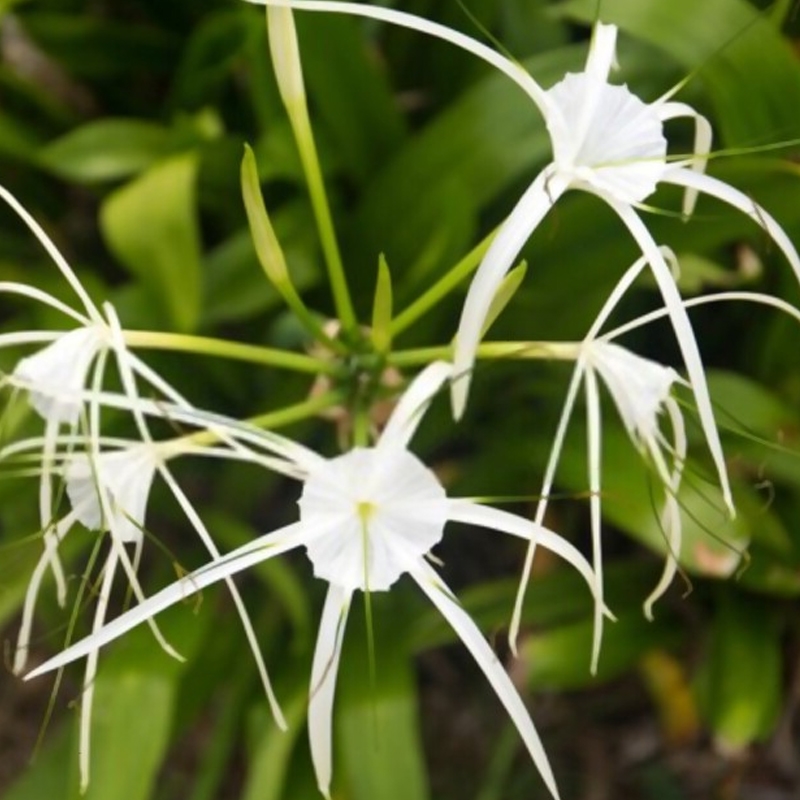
240 144 290 288
242 689 307 800
708 370 800 488
20 13 175 81
1 726 72 800
0 112 41 160
371 254 393 353
169 9 251 111
38 119 171 182
521 611 682 690
100 152 202 332
72 671 175 800
694 591 783 749
337 605 430 800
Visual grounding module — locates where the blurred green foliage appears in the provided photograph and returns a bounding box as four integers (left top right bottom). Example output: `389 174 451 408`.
1 1 799 798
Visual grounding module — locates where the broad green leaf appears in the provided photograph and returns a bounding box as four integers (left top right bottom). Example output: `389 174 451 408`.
71 671 174 800
242 688 307 800
20 13 175 81
708 371 800 489
169 9 251 111
337 606 429 800
100 152 202 332
501 0 570 53
521 611 682 690
2 726 72 800
694 591 783 749
39 119 171 182
0 112 40 160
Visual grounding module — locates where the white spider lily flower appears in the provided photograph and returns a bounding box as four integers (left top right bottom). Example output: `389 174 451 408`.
12 325 110 426
10 433 298 790
0 187 286 701
247 1 800 521
26 362 605 800
0 185 180 605
511 251 694 668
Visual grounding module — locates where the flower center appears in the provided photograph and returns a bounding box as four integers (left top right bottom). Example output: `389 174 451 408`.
356 500 376 523
299 446 449 592
545 73 668 203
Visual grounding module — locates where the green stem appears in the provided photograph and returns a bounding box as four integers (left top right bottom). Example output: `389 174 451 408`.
389 230 495 337
169 390 346 452
249 389 346 431
388 340 574 368
290 104 358 332
124 331 342 376
351 404 371 448
275 280 349 356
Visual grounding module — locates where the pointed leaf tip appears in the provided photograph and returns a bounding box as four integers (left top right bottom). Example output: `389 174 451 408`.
371 254 393 353
241 144 290 288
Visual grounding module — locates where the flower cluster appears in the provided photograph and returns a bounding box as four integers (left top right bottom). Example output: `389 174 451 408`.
3 3 799 800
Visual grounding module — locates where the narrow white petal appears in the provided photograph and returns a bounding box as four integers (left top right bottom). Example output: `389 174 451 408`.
79 547 119 792
0 282 88 325
408 556 560 800
584 368 604 675
446 499 601 606
605 290 800 340
601 195 733 515
38 415 66 601
0 184 101 322
643 397 687 619
584 23 618 87
664 168 800 285
452 170 566 418
569 23 618 155
243 0 551 114
107 533 181 660
586 248 676 341
0 331 63 352
24 522 317 679
510 360 585 654
656 102 712 216
379 361 452 450
13 512 78 674
308 584 351 799
13 327 106 425
13 379 312 473
158 464 287 729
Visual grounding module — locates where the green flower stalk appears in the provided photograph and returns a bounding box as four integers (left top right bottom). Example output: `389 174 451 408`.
264 5 357 332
